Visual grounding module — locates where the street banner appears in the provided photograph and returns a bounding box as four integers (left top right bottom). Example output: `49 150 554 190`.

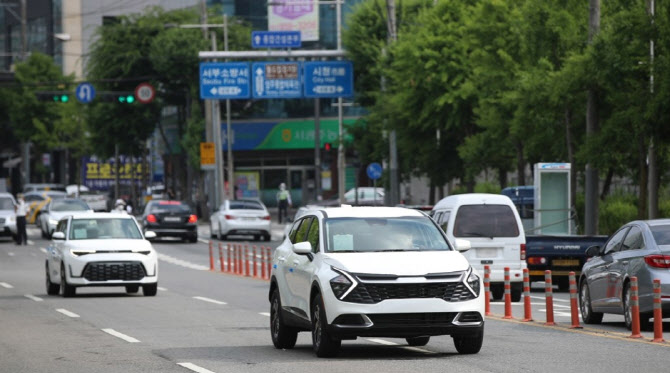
268 0 319 42
81 156 144 190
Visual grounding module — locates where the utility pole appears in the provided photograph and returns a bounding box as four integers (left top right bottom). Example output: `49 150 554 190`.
385 0 399 206
584 0 600 235
336 0 346 203
314 97 321 201
200 0 214 213
648 0 657 219
21 0 30 186
211 31 225 209
224 14 235 200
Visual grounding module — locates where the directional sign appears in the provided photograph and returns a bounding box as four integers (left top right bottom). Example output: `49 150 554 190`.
367 162 383 180
75 82 95 104
252 62 302 99
304 61 354 98
200 62 250 99
200 142 215 170
134 82 155 104
251 31 301 49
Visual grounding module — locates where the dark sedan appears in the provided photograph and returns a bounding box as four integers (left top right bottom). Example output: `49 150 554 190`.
141 200 198 243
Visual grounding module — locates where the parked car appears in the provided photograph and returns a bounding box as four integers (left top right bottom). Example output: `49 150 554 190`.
269 206 484 357
78 190 110 212
210 199 271 241
45 213 158 297
23 190 67 224
140 200 198 243
38 198 93 238
319 187 386 207
432 193 527 301
0 192 17 239
580 219 670 330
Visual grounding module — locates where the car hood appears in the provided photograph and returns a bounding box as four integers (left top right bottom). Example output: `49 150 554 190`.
0 210 15 218
48 211 92 219
322 251 470 276
65 239 153 252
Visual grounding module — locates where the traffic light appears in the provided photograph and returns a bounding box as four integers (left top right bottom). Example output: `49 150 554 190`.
324 142 332 151
117 94 135 104
35 91 70 103
323 142 333 165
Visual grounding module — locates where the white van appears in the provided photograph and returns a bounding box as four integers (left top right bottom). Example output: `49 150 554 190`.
432 193 526 301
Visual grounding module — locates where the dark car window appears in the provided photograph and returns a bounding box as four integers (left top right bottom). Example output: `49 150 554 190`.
289 220 303 244
306 219 320 253
0 197 14 210
50 200 90 212
229 201 263 210
438 211 451 232
621 226 644 251
148 201 191 213
294 217 313 243
454 204 520 238
604 227 629 254
650 224 670 245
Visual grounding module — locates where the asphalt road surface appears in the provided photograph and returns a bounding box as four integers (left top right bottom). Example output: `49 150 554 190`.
1 226 669 373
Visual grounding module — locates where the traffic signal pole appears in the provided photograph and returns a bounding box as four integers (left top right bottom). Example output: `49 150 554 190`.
336 0 346 203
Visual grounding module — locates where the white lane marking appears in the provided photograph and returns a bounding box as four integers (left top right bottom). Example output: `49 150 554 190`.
193 296 227 305
101 329 140 343
7 252 14 256
490 302 570 308
197 238 210 244
530 295 570 303
157 253 209 271
27 240 34 245
366 338 398 346
259 312 270 317
0 282 13 289
177 362 216 373
40 248 47 254
56 308 80 318
157 287 168 291
538 309 577 318
24 294 43 302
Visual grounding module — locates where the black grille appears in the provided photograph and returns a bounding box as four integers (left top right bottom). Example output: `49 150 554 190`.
368 313 457 327
344 281 476 304
82 262 146 281
457 312 483 323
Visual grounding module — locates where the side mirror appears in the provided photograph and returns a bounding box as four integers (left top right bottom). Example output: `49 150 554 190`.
52 231 65 240
454 238 471 252
293 241 312 255
585 245 601 257
144 231 157 239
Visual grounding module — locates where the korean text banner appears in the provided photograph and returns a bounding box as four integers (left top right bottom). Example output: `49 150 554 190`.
268 0 319 42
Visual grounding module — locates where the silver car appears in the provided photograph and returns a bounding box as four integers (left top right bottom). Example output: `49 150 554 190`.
210 199 271 241
580 220 670 330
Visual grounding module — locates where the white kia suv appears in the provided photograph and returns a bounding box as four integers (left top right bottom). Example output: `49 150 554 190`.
269 206 484 357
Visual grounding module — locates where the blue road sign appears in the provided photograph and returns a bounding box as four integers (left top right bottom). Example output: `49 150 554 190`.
75 82 96 104
304 61 354 98
252 62 302 99
251 31 301 49
367 162 383 180
200 62 250 99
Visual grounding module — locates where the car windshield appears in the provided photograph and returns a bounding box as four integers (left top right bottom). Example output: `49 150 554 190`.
51 200 89 212
324 216 450 253
69 218 142 240
650 225 670 245
229 201 263 210
149 201 191 213
453 204 520 238
0 197 14 210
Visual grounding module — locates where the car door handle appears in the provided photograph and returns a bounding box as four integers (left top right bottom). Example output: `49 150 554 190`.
277 257 286 263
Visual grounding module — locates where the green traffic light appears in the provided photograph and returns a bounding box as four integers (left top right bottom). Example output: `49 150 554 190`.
118 96 125 103
60 95 69 103
126 95 135 103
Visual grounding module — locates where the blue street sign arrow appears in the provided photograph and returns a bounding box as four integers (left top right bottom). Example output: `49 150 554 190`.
367 162 383 180
304 61 354 98
251 31 301 49
75 82 96 103
200 62 250 99
252 62 302 99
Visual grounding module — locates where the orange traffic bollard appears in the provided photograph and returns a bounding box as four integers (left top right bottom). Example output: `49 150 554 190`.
629 276 642 339
652 279 665 343
227 243 232 273
484 265 491 316
545 270 555 326
522 268 533 322
219 242 224 272
245 245 251 277
260 246 267 279
503 267 513 319
209 241 214 271
266 247 272 279
237 244 242 275
569 272 582 329
252 245 258 278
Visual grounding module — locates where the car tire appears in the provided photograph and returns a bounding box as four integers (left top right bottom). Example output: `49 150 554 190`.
511 283 522 302
491 284 503 300
45 263 60 296
264 234 271 242
406 336 430 346
217 224 223 241
254 235 260 241
143 283 158 296
189 235 198 243
270 289 298 349
580 281 603 324
61 265 76 298
311 293 341 357
126 285 140 294
453 331 484 354
210 222 216 239
623 282 652 331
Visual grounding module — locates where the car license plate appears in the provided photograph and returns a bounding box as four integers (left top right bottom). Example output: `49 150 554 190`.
241 217 256 221
164 217 181 222
553 259 579 266
476 248 498 258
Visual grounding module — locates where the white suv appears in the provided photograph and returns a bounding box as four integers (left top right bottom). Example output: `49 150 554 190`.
269 206 484 357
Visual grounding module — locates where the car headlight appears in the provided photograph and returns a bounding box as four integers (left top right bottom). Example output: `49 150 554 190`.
330 267 357 300
70 249 96 256
465 268 480 297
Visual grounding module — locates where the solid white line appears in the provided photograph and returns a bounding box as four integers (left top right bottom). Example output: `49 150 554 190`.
55 308 80 318
157 287 168 291
530 295 570 303
259 312 270 317
40 248 47 254
157 253 209 271
193 296 227 305
177 362 216 373
26 240 34 245
101 328 140 343
7 252 14 256
24 294 43 302
0 282 13 289
490 302 570 308
197 238 210 244
366 338 398 346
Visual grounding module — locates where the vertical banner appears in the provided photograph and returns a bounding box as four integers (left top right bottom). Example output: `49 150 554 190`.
268 0 319 42
234 171 260 199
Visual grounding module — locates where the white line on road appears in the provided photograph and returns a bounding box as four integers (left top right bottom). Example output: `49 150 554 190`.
101 329 140 343
7 252 14 256
197 238 210 244
0 282 13 289
531 295 570 303
40 248 47 254
157 287 168 291
177 362 216 373
366 338 398 346
259 312 270 317
55 308 80 318
490 302 570 308
24 294 43 302
193 296 227 305
27 240 34 245
157 253 209 271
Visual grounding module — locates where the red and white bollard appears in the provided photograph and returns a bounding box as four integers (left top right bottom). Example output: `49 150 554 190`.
484 265 491 316
266 246 272 279
260 246 267 280
252 245 258 278
227 243 232 273
218 242 224 272
244 245 251 277
236 244 242 275
504 267 513 319
522 268 533 322
652 279 665 343
545 270 555 326
569 272 582 329
629 276 642 339
208 241 214 271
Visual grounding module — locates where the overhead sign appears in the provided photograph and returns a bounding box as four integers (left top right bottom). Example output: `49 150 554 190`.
135 82 155 104
268 0 319 41
252 62 302 99
304 61 354 98
200 62 250 99
367 162 382 180
75 82 95 104
252 31 301 49
200 142 215 170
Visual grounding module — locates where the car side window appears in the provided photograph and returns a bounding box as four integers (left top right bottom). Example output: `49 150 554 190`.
306 219 319 253
439 211 451 232
621 226 644 252
289 219 303 243
294 217 313 243
604 227 629 254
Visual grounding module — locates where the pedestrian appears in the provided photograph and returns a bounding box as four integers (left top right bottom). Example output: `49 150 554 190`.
111 199 128 214
276 182 292 224
167 188 175 200
14 194 28 245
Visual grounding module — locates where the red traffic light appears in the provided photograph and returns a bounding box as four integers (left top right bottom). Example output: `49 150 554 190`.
324 142 332 151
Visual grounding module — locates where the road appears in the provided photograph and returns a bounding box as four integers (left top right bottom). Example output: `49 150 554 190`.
1 226 669 373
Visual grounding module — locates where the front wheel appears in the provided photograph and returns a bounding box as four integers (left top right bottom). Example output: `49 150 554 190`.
270 289 298 349
406 336 430 346
46 264 60 295
623 282 651 331
580 281 603 324
126 285 140 294
511 283 522 302
143 283 158 296
453 331 484 354
311 293 341 357
491 284 503 300
61 265 76 298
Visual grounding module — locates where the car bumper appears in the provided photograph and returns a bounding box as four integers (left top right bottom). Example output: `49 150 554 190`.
64 252 158 286
480 267 525 284
145 225 197 238
1 223 16 236
222 220 271 236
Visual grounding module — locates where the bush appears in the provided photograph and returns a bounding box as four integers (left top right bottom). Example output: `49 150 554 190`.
474 182 501 194
598 195 637 235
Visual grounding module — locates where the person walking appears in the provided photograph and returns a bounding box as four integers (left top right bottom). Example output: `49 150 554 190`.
14 194 28 245
276 183 292 224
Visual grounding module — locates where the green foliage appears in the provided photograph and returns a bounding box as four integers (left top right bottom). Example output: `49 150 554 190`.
474 182 501 194
598 194 638 235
